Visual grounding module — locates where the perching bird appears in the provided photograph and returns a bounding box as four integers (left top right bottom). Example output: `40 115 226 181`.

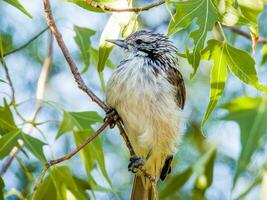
106 30 185 200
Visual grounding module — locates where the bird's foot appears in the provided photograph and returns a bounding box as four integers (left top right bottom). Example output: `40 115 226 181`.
128 155 145 173
104 108 120 129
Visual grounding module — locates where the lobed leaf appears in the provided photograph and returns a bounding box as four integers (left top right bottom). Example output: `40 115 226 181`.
201 39 267 126
168 0 219 76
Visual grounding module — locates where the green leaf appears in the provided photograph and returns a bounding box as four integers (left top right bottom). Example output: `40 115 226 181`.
215 0 252 26
73 26 96 73
74 129 112 188
0 130 21 160
168 0 219 76
0 32 13 57
201 40 267 125
90 47 114 69
261 44 267 65
3 0 32 18
221 96 267 185
97 0 136 72
21 133 47 163
0 99 17 135
237 0 263 24
57 111 103 138
66 0 119 13
238 0 263 35
159 167 193 198
193 148 217 198
33 166 89 200
201 40 228 126
0 176 4 200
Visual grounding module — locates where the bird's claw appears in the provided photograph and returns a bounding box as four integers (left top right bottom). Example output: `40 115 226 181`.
104 108 120 129
128 155 145 173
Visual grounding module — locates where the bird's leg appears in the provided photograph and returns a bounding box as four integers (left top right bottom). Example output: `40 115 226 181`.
104 108 120 128
128 155 145 173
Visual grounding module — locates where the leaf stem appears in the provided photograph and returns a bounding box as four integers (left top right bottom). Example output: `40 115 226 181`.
85 0 165 13
4 27 49 57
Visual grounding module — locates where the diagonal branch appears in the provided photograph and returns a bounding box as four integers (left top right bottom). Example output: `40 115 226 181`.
44 0 108 112
85 0 165 13
4 27 49 57
31 117 112 199
43 0 137 156
223 25 267 44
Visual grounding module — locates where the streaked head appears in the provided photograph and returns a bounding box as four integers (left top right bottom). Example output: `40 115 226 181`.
106 30 177 59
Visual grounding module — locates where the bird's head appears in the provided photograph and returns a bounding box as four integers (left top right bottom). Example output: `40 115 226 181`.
106 30 177 60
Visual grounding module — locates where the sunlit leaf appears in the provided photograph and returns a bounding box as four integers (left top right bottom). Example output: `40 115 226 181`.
0 131 20 160
21 133 47 163
221 96 267 185
201 40 267 125
202 40 228 126
66 0 119 13
3 0 32 18
73 26 96 73
98 0 136 72
0 99 17 135
57 111 102 138
0 176 4 200
216 0 251 26
168 0 219 76
160 167 193 198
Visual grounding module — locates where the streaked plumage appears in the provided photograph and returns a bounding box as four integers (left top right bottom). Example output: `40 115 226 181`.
106 30 185 200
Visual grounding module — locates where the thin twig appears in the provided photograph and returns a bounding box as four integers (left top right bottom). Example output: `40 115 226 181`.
85 0 165 12
0 33 53 176
223 25 267 44
4 27 49 57
0 60 15 104
43 0 108 112
31 118 112 199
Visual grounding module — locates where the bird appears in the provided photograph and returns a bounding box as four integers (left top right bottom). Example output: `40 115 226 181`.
105 30 185 200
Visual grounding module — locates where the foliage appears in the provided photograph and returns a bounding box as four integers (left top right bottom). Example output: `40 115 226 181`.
0 0 267 199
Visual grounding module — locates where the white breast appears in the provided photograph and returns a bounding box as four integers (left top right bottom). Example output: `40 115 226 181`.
106 56 183 156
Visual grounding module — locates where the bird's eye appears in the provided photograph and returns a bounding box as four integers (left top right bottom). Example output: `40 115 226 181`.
136 39 143 45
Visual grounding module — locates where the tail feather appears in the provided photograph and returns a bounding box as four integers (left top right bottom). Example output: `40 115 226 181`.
131 175 158 200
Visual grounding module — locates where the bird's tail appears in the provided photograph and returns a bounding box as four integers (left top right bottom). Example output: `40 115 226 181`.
130 175 158 200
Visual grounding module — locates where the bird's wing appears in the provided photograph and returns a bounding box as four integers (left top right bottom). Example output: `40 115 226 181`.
167 67 186 109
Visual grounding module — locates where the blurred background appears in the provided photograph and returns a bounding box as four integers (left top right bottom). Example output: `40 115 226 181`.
1 0 267 199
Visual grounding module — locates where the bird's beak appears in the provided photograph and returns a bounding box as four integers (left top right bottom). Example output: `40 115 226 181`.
106 39 127 49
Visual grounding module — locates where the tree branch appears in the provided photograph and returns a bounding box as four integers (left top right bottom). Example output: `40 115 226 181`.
44 0 109 112
4 27 49 57
43 0 138 157
85 0 165 13
223 25 267 44
0 32 53 176
31 118 112 199
0 60 15 104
